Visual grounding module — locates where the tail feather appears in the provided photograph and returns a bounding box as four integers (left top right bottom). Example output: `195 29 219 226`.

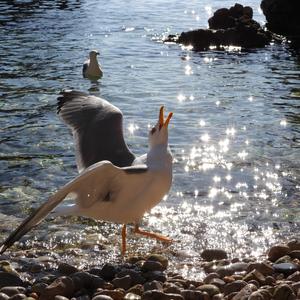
0 188 69 254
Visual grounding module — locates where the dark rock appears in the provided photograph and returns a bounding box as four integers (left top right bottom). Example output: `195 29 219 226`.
223 280 247 295
143 271 166 283
261 0 300 47
112 275 132 290
39 276 75 300
0 272 25 288
163 283 181 294
243 270 266 285
287 271 300 281
231 283 257 300
273 284 296 300
247 262 274 276
58 262 78 275
99 263 118 281
32 282 48 294
124 293 141 300
92 296 113 300
267 244 290 262
127 284 144 296
141 261 164 272
9 294 26 300
287 240 300 251
0 287 26 297
54 296 69 300
71 272 105 290
0 293 9 300
273 263 299 275
143 280 163 292
117 269 146 285
197 284 220 296
201 249 228 261
146 255 168 270
248 291 264 300
203 273 220 284
289 250 300 259
142 290 184 300
93 290 124 300
181 289 206 300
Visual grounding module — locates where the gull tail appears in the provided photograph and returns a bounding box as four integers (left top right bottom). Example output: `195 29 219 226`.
0 186 71 254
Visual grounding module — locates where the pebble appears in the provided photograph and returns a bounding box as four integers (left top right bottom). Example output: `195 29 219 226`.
9 294 26 300
143 271 166 283
268 245 290 262
0 287 26 297
141 261 164 272
112 275 132 290
142 290 184 300
143 280 163 292
0 272 25 288
247 262 274 276
287 271 300 281
273 284 296 300
201 249 228 261
197 284 220 297
58 262 79 275
124 293 141 300
146 255 168 271
287 240 300 251
98 264 118 281
273 263 299 275
0 293 9 300
92 296 113 300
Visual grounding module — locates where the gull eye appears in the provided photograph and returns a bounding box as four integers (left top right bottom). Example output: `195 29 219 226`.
151 127 156 135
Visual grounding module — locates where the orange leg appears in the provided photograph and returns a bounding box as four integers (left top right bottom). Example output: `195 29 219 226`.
121 224 127 255
134 224 172 243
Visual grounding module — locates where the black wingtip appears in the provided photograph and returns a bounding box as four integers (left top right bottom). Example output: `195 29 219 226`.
57 90 89 114
0 243 8 255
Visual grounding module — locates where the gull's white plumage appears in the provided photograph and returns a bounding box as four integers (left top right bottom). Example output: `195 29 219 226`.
82 50 103 79
0 92 173 254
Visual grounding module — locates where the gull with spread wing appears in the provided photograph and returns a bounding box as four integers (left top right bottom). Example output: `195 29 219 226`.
0 90 173 254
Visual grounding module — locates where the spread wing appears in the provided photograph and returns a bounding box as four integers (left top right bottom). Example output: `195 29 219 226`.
0 161 135 254
57 90 135 172
82 60 89 78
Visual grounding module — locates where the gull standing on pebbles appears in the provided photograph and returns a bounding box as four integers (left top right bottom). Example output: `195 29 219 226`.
0 90 173 254
82 50 103 79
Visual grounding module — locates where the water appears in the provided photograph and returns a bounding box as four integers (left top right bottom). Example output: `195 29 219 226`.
0 0 299 275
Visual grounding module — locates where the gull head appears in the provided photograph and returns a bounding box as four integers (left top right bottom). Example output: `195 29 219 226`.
89 50 100 58
149 106 173 148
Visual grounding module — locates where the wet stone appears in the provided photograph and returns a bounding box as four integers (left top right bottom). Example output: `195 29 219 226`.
143 280 163 292
141 260 164 272
273 263 299 275
54 296 69 300
243 270 266 285
142 290 184 300
268 245 290 262
127 284 144 296
32 282 48 294
9 294 26 300
288 240 300 251
197 284 220 297
287 271 300 281
94 289 124 300
201 249 228 261
163 283 182 294
0 287 26 297
223 280 247 295
117 269 146 285
274 255 292 264
124 293 141 300
203 273 220 284
99 264 118 281
273 284 296 300
0 272 25 288
231 283 257 300
289 251 300 260
247 262 274 276
58 262 79 275
143 271 166 283
112 275 132 290
248 291 264 300
181 289 207 300
0 293 9 300
92 296 113 300
146 255 168 271
39 276 75 300
71 272 105 290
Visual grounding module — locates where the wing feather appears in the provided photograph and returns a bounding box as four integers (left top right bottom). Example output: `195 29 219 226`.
57 90 135 171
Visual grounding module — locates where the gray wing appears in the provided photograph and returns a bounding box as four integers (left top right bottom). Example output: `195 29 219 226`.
57 90 135 171
82 60 89 78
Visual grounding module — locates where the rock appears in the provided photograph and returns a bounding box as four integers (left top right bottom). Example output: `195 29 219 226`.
54 296 69 300
201 249 228 261
212 294 225 300
163 283 181 294
247 262 274 276
39 276 75 300
127 284 144 296
197 284 220 297
261 0 300 47
274 255 292 264
117 269 146 285
93 289 125 300
243 270 266 285
0 287 26 297
215 263 248 278
57 262 78 275
223 280 247 295
288 240 300 251
273 263 299 275
287 271 300 281
289 251 300 259
144 280 163 292
112 275 132 290
99 264 118 281
181 289 207 300
203 273 220 284
268 245 290 262
141 261 164 272
124 293 141 300
248 291 264 300
9 294 26 300
0 293 9 300
273 284 296 300
146 255 168 270
92 296 113 300
142 290 184 300
32 282 48 294
0 272 25 288
209 278 226 290
71 272 105 289
143 271 166 283
231 284 257 300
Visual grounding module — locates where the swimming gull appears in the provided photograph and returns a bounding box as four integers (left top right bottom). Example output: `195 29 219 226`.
0 91 173 254
82 50 103 79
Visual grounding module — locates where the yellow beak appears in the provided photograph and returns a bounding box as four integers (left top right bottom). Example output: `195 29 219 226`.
159 106 173 129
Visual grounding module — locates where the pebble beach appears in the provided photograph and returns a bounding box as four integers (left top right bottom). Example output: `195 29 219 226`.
0 240 300 299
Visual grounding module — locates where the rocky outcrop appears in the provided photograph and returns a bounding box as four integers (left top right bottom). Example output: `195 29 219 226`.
165 3 272 51
261 0 300 48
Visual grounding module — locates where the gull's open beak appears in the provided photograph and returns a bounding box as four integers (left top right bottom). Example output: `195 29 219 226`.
159 106 173 129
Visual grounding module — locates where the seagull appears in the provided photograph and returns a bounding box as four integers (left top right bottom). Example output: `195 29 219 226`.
82 50 103 79
0 90 173 254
